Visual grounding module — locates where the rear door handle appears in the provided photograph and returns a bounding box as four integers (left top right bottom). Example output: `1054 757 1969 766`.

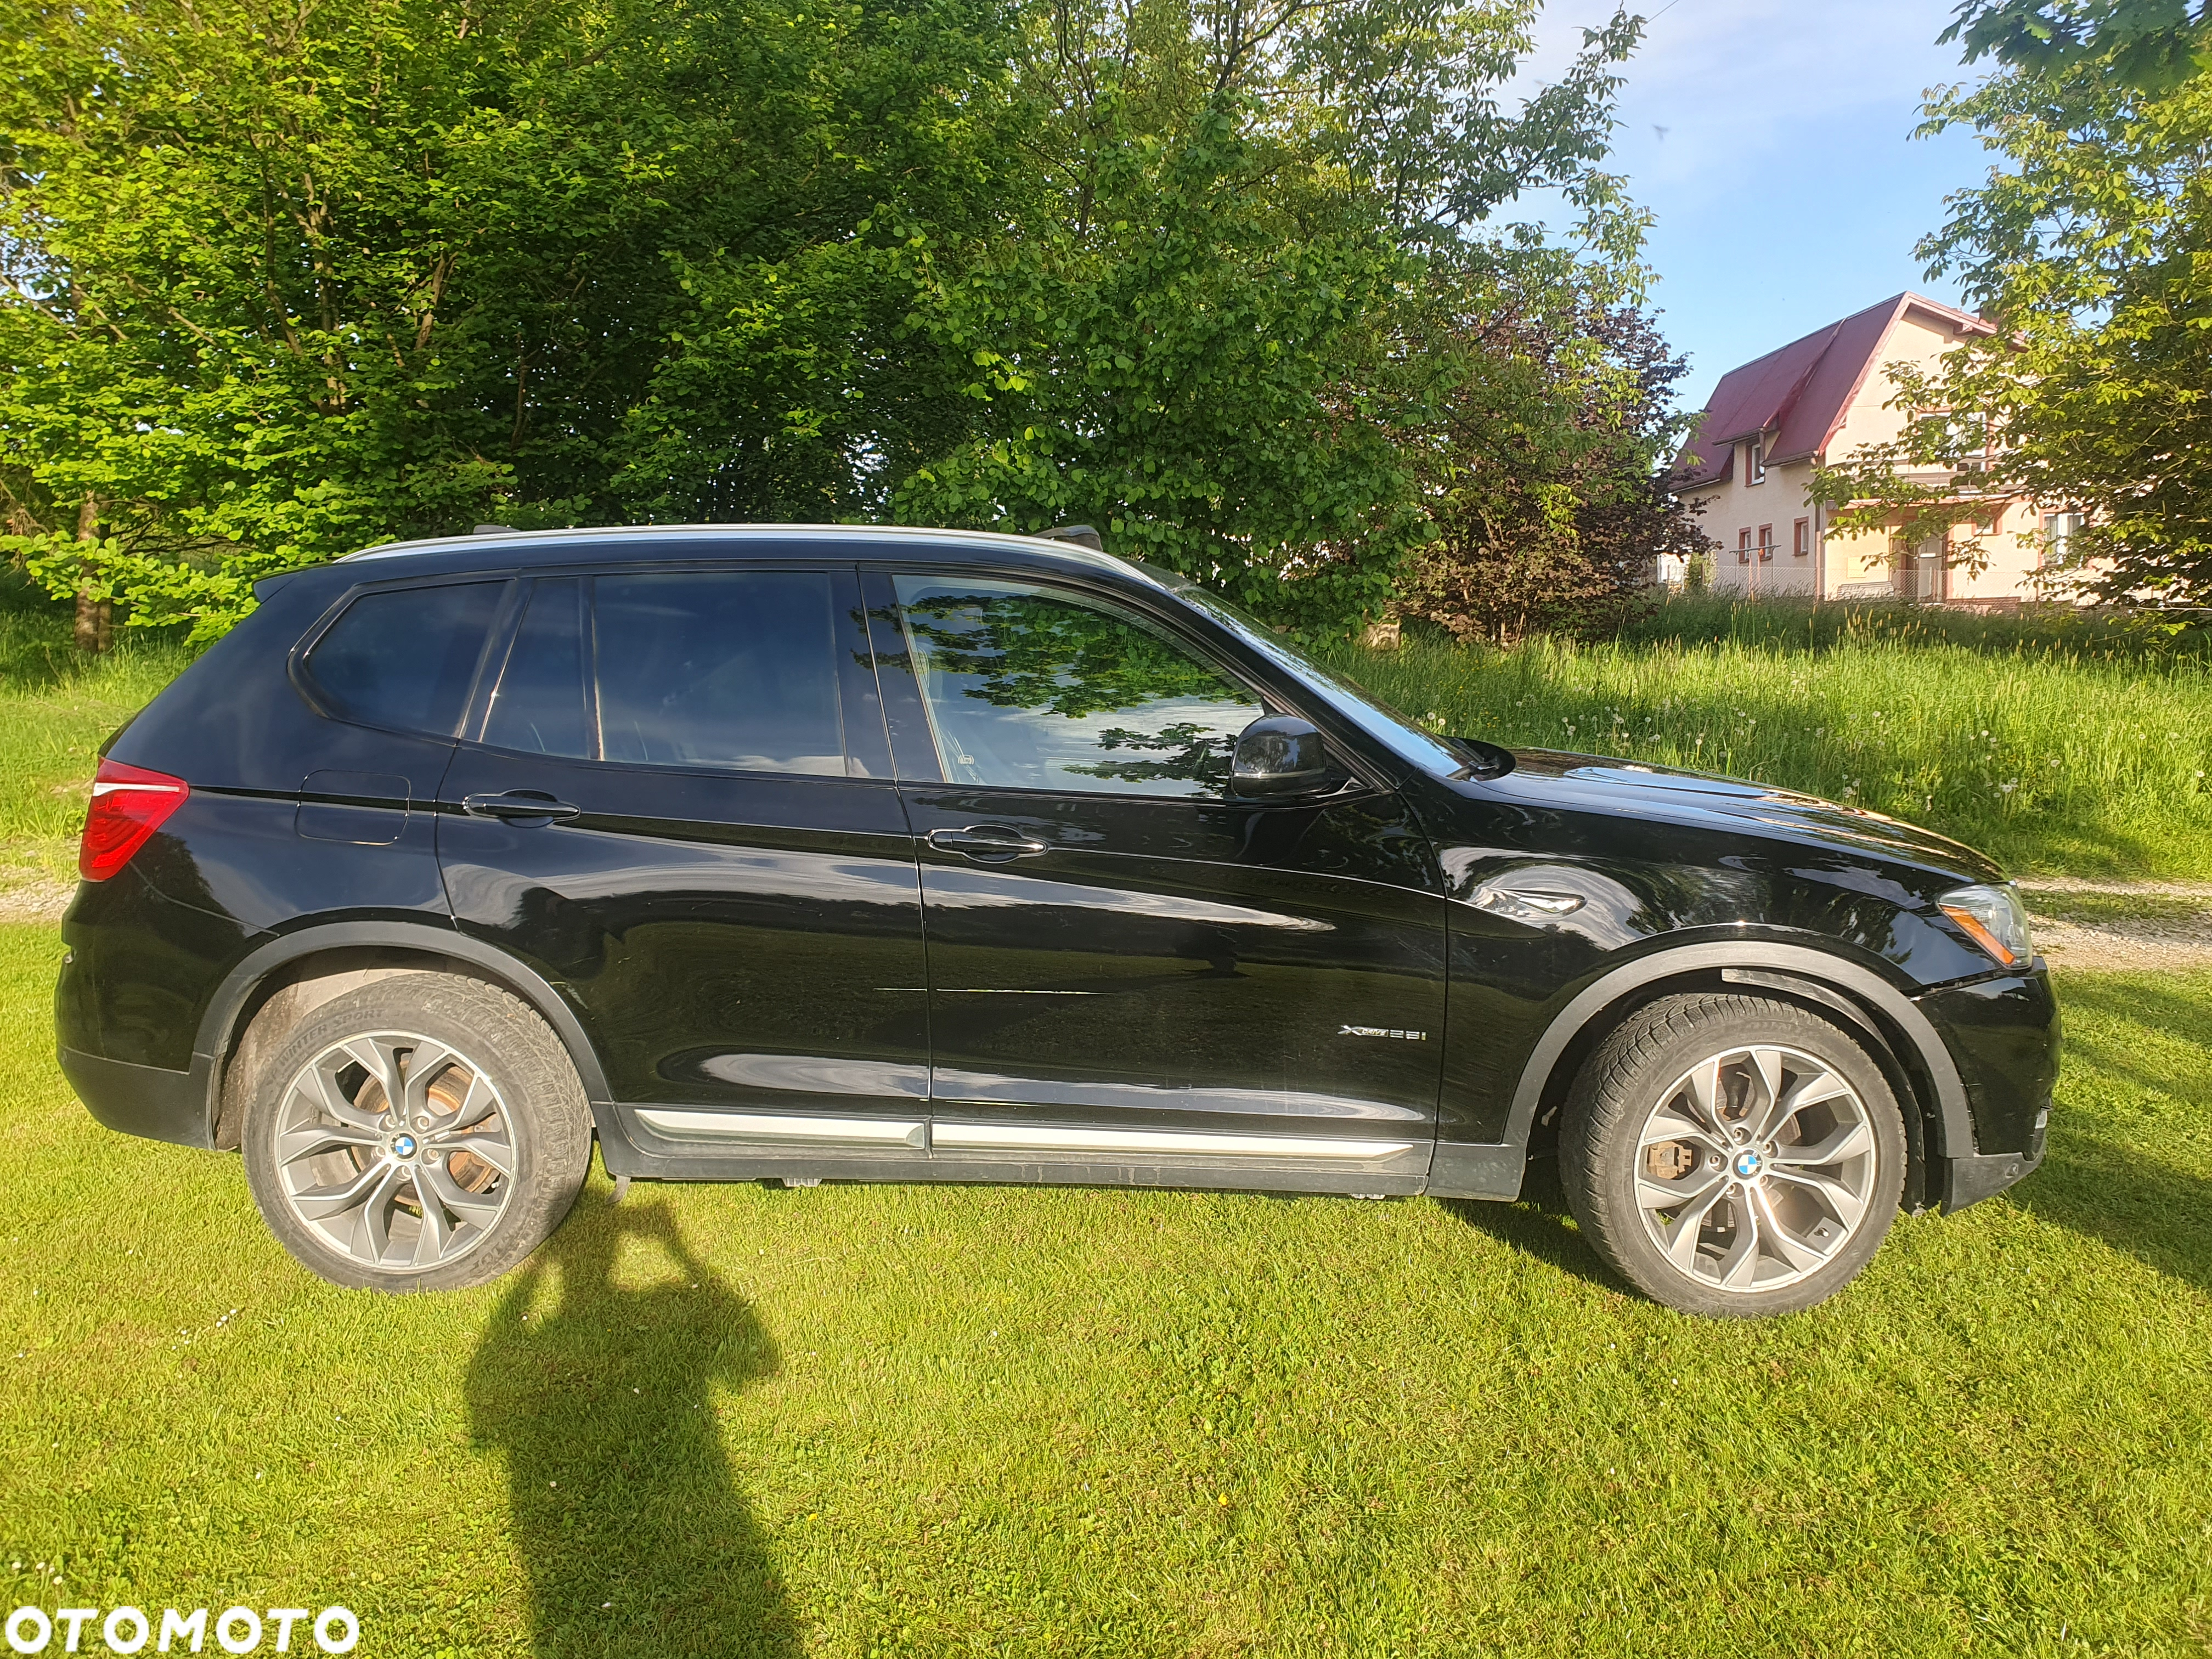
462 791 581 823
927 825 1047 860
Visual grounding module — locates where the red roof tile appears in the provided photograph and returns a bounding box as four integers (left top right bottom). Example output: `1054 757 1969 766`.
1672 294 1995 489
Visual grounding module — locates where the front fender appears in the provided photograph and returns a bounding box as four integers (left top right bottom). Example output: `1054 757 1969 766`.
1429 939 1974 1200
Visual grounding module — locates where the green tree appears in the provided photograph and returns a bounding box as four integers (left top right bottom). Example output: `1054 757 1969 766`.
1813 58 2212 612
2 0 1654 646
0 0 1015 641
888 0 1651 633
1392 281 1711 644
1943 0 2209 92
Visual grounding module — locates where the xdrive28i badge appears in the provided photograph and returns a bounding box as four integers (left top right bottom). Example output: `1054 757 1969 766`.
1339 1026 1429 1041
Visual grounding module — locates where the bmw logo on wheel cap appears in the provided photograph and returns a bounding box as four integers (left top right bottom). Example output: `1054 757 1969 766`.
392 1133 419 1159
1733 1148 1763 1179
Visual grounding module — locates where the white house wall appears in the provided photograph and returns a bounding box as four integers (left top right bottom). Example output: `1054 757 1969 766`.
1686 303 2055 605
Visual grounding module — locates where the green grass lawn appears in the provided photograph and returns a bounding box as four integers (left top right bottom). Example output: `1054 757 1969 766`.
2 918 2208 1657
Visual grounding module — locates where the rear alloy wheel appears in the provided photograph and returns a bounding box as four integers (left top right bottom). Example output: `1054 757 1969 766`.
242 973 592 1292
1560 994 1906 1317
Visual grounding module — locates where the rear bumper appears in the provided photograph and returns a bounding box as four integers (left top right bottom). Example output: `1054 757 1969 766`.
59 1045 213 1150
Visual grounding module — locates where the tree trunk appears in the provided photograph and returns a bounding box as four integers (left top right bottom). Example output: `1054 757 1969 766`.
73 495 111 654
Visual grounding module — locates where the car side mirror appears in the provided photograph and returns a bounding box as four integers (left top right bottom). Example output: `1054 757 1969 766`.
1232 715 1330 799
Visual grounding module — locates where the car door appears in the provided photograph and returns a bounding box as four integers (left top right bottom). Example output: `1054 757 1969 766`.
863 566 1447 1181
437 562 933 1164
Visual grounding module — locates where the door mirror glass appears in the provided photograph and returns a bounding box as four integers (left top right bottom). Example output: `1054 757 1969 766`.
1231 715 1330 799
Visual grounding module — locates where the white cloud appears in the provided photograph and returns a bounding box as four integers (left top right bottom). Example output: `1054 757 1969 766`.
1499 1 1994 403
1515 1 1979 202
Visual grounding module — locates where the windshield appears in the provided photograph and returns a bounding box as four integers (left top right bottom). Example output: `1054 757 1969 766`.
1158 577 1474 779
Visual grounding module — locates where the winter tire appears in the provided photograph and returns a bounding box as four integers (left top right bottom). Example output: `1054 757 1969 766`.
1559 992 1907 1318
241 972 594 1292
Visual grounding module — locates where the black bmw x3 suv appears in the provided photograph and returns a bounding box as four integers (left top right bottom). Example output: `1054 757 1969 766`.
57 525 2058 1316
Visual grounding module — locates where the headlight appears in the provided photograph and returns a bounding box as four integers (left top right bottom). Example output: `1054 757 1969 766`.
1939 883 2035 967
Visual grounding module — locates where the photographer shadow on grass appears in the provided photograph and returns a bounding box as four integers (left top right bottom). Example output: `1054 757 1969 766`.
467 1196 799 1658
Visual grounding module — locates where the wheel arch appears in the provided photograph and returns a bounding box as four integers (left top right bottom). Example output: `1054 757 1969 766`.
195 922 612 1152
1504 942 1971 1201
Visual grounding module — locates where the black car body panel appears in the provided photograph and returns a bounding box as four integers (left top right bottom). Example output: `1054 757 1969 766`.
57 526 2059 1217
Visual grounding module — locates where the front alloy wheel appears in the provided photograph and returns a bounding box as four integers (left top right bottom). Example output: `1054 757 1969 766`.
1560 993 1906 1317
1632 1044 1881 1295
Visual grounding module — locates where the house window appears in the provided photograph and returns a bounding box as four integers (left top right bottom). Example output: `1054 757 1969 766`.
1743 438 1766 486
1792 518 1810 557
1737 529 1753 564
1946 412 1990 472
2042 512 2085 565
1757 525 1775 562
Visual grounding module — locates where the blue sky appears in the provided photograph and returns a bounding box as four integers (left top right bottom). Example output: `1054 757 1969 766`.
1511 0 1995 410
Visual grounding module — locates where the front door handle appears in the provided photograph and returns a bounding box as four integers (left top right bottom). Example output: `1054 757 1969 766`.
462 791 581 823
928 825 1047 861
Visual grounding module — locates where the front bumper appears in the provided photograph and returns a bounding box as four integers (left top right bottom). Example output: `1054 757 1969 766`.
1918 962 2059 1211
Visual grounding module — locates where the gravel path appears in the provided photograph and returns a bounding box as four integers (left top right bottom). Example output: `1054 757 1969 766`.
2015 880 2212 973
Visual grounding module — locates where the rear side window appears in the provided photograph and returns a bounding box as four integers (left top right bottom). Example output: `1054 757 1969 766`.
594 571 844 774
307 582 503 736
483 578 589 758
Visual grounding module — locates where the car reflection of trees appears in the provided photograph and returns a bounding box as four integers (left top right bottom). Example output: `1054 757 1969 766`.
901 593 1254 791
1064 720 1235 790
902 592 1232 715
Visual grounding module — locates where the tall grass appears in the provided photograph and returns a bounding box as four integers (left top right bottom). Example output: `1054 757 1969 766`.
1327 598 2212 879
1622 590 2212 662
0 578 195 883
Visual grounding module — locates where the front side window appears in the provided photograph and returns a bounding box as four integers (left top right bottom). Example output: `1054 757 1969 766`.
888 575 1261 797
306 582 503 736
594 571 844 774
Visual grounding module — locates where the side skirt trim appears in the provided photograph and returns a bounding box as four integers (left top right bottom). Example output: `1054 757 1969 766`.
634 1108 926 1149
930 1121 1415 1160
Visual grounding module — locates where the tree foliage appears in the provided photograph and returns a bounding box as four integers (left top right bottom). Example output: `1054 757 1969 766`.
2 0 1662 642
0 0 1017 637
891 0 1654 631
1392 284 1711 644
1813 57 2212 612
1943 0 2209 92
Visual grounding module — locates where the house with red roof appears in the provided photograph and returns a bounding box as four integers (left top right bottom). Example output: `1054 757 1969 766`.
1672 294 2081 604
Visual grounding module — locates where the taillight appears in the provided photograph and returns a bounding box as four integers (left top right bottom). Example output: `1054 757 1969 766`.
81 758 190 881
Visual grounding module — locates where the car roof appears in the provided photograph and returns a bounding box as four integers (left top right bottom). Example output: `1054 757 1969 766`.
334 522 1166 589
